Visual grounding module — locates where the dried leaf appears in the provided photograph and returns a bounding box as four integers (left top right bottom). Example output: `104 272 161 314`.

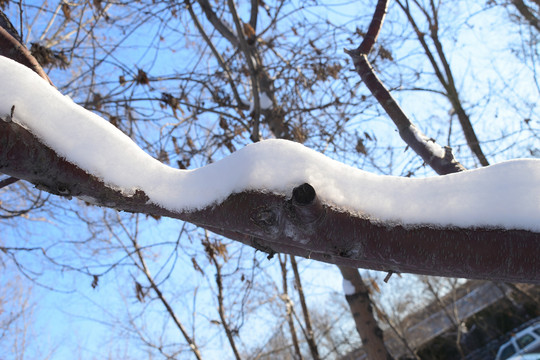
224 139 236 153
147 213 161 221
91 275 99 289
92 0 102 11
243 22 256 44
356 138 367 155
370 278 381 293
135 281 145 302
61 3 71 21
30 43 69 69
177 160 186 169
135 68 149 85
219 116 228 130
292 126 307 143
109 116 120 127
158 149 169 164
378 46 394 61
172 137 181 155
191 257 204 275
186 136 195 150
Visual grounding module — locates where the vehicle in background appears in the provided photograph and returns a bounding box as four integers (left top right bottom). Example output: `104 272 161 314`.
496 321 540 360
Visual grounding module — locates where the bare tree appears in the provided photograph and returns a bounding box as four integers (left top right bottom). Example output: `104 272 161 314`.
1 3 537 284
1 0 540 358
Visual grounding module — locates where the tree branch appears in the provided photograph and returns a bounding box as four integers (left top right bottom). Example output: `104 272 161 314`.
290 255 320 360
226 0 262 141
396 0 489 166
278 255 304 360
511 0 540 32
340 267 392 360
132 234 204 360
1 122 537 283
356 0 388 54
186 1 248 110
1 8 539 285
344 52 465 175
0 11 52 85
0 176 18 189
346 0 465 175
195 0 239 48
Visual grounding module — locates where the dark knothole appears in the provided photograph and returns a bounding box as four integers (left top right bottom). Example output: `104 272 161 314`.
292 183 316 205
291 183 324 224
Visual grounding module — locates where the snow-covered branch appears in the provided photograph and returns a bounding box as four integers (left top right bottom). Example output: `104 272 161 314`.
1 55 539 283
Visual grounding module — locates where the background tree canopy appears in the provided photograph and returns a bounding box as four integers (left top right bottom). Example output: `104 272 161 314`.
0 0 539 359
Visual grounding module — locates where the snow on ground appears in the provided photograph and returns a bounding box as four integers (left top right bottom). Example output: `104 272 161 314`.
1 56 540 231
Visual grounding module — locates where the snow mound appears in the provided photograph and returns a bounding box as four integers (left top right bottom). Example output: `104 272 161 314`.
1 56 540 231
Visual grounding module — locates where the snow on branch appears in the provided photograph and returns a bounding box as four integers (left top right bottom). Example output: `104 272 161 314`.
1 55 539 283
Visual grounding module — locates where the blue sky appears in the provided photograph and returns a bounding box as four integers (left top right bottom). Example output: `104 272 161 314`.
1 1 539 359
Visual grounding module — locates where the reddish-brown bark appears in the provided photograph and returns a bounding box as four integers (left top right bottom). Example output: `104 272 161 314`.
0 8 538 284
1 120 539 283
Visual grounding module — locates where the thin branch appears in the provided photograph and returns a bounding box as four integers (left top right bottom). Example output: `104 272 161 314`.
0 9 52 85
339 266 393 360
396 0 489 166
132 235 204 360
356 0 389 54
345 52 465 174
249 0 258 30
511 0 540 32
278 254 304 360
0 176 19 189
290 256 320 360
226 0 262 141
204 231 242 360
186 1 248 109
196 0 239 47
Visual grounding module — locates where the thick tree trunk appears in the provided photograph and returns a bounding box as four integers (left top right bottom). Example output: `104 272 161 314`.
339 267 393 360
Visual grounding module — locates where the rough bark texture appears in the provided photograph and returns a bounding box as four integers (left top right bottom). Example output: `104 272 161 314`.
1 5 539 285
340 267 393 360
1 123 538 283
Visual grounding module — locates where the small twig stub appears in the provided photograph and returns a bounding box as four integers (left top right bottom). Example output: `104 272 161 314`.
3 105 15 122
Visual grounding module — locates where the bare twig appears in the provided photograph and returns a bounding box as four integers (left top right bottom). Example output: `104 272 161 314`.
186 1 248 110
132 234 204 360
396 0 489 167
226 0 262 141
278 255 304 360
290 256 320 360
204 230 242 360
